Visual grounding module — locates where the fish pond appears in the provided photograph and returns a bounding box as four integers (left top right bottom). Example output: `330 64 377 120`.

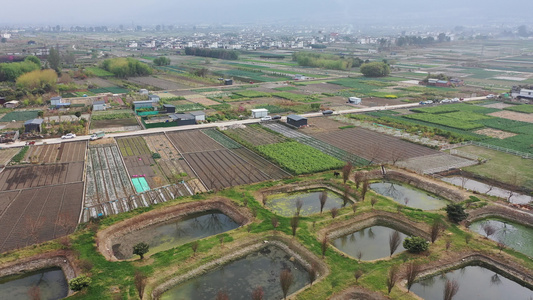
370 181 447 210
112 210 240 259
0 267 68 300
469 218 533 257
442 176 532 204
160 244 310 300
331 226 408 261
266 189 345 217
411 265 533 300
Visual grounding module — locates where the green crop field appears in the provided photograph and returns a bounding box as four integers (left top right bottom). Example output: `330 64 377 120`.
411 103 499 114
86 67 115 77
233 90 271 98
272 92 320 102
257 142 344 174
504 104 533 114
0 110 40 122
403 113 484 130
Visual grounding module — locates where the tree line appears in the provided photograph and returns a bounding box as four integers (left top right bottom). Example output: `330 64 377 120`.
184 47 239 60
292 52 362 70
101 57 152 78
0 56 41 81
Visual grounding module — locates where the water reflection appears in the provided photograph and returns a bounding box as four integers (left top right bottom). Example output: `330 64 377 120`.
0 268 68 300
267 190 344 217
469 219 533 257
441 177 532 204
370 181 446 210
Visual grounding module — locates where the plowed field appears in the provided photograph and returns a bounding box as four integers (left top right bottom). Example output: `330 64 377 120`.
0 162 83 191
23 141 86 163
167 130 225 153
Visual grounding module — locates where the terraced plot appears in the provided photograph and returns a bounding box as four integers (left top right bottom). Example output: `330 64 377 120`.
0 163 83 191
23 141 86 163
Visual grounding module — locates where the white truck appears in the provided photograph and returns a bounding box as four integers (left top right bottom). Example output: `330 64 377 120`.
90 131 105 141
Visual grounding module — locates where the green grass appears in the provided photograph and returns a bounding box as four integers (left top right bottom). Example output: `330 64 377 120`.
233 90 271 98
273 86 298 91
403 113 484 130
11 146 29 163
86 67 114 77
504 104 533 114
272 92 320 102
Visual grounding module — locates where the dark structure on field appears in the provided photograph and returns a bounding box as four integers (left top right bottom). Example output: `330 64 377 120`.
24 118 44 133
287 115 307 128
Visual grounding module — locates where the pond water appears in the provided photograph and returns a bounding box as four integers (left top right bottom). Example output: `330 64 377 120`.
469 218 533 257
370 181 447 210
331 226 407 261
160 244 310 300
441 177 532 204
0 267 68 300
411 265 533 300
112 210 240 259
267 190 345 217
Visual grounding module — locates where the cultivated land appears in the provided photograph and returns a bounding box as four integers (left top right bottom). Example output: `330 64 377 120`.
0 148 20 166
0 163 83 191
23 141 86 163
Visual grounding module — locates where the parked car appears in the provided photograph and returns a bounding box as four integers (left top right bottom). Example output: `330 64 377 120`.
61 133 76 139
486 94 495 99
451 98 460 103
261 116 272 121
272 115 281 120
322 110 334 115
441 99 451 103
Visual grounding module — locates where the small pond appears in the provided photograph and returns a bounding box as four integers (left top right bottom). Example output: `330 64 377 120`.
267 190 345 217
112 210 240 260
441 177 532 204
469 218 533 257
0 267 69 300
370 181 447 210
160 244 310 300
411 265 533 300
331 226 407 261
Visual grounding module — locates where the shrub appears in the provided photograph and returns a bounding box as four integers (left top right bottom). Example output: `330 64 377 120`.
446 204 468 223
360 62 390 77
403 236 429 253
152 152 161 159
133 242 149 259
69 275 92 291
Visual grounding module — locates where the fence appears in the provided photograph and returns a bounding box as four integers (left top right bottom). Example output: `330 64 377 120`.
442 141 533 159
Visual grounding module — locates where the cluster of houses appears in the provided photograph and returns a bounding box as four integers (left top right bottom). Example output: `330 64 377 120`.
134 93 205 127
419 78 464 87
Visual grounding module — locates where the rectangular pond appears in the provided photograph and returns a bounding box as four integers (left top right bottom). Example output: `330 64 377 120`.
267 190 345 217
441 176 532 204
411 265 533 300
469 218 533 257
370 181 447 210
331 226 407 261
160 244 310 300
112 210 240 260
0 267 68 300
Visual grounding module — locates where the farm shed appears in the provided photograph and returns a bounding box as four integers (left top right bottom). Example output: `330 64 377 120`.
92 101 106 111
139 89 149 95
224 79 233 85
163 104 175 113
24 118 44 133
293 74 307 80
3 100 19 108
189 110 205 122
148 95 160 103
287 114 307 128
133 100 154 111
50 96 63 106
251 108 268 119
348 97 362 104
436 80 451 87
170 113 196 126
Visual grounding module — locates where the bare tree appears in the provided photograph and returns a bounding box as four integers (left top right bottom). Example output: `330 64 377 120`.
389 231 401 257
295 198 303 216
459 170 469 189
191 241 199 256
353 171 363 189
290 215 299 237
361 180 369 201
386 265 399 294
219 235 225 247
464 233 472 245
262 192 268 206
320 236 329 258
216 290 229 300
356 250 363 262
134 270 147 299
330 207 339 219
430 220 444 243
445 238 452 251
482 223 496 238
319 191 328 213
271 217 279 232
443 279 459 300
405 262 421 292
308 263 318 286
342 162 352 184
497 240 506 254
354 269 364 283
370 197 378 208
343 185 351 207
351 203 358 214
252 286 264 300
280 269 294 300
389 148 404 166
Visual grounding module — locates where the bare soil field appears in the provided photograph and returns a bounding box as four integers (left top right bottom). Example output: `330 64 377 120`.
360 97 407 107
23 141 86 163
312 127 438 163
0 182 83 253
167 130 225 153
0 162 83 191
90 118 139 130
0 148 20 166
144 134 206 193
127 76 186 90
474 128 517 139
483 103 515 109
170 90 197 97
300 117 344 135
488 110 533 123
396 153 477 174
87 77 115 88
183 94 220 106
85 144 135 207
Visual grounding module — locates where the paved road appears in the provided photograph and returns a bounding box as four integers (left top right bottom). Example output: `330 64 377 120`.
2 96 487 149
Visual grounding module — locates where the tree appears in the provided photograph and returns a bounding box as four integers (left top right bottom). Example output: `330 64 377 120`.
354 269 363 283
405 262 421 291
497 240 506 254
353 172 363 189
134 270 147 298
361 180 369 201
153 56 171 66
69 275 91 291
25 55 41 66
342 185 351 207
280 269 294 300
464 233 472 245
370 197 378 208
320 236 329 258
330 207 339 219
290 215 299 236
295 198 303 216
351 203 358 214
360 62 390 77
308 263 318 286
446 204 468 223
443 279 459 300
319 191 328 213
389 231 401 257
386 265 399 294
48 47 61 73
342 162 352 184
191 241 199 256
271 216 279 232
133 242 149 259
252 286 264 300
445 238 452 251
430 220 445 243
403 236 429 253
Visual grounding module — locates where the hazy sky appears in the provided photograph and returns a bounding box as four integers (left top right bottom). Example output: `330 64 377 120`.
2 0 531 26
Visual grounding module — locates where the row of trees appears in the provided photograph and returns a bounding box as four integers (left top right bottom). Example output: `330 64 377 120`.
0 56 41 81
360 61 390 77
101 57 152 78
184 47 239 60
292 52 357 70
395 34 450 47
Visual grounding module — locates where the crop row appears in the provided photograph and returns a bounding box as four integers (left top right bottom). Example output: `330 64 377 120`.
504 104 533 114
410 103 499 115
404 113 483 130
201 129 243 149
272 91 320 102
256 142 344 175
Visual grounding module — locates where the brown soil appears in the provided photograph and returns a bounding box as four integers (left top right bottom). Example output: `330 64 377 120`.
489 110 533 123
474 128 517 139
